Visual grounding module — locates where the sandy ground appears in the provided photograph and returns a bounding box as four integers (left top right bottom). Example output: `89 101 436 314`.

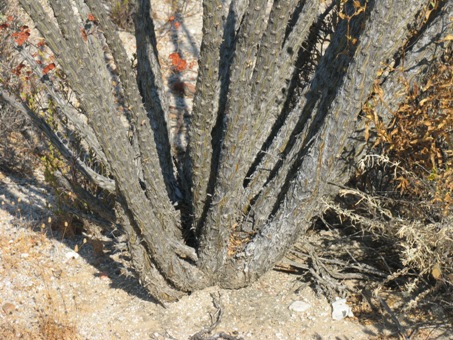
0 169 387 340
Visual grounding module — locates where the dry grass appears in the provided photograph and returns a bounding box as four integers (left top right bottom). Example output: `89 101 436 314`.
110 0 135 31
315 23 453 328
289 8 453 332
364 51 452 215
359 46 452 278
0 201 81 339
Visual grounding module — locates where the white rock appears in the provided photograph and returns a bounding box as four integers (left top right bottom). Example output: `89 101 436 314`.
331 298 354 320
65 251 80 261
289 300 311 313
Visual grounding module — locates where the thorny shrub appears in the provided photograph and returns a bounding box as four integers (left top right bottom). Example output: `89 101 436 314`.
0 12 108 236
0 11 43 175
324 21 452 318
0 99 39 175
364 53 452 216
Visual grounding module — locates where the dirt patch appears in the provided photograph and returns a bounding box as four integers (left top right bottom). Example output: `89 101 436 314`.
0 169 385 339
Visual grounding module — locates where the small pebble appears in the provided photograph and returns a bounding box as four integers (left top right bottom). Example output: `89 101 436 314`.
289 300 311 312
65 251 80 261
2 303 15 315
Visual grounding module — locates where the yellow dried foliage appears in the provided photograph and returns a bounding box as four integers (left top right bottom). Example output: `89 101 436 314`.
365 50 452 215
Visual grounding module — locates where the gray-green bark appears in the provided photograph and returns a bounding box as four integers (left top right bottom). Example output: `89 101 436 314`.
1 0 449 302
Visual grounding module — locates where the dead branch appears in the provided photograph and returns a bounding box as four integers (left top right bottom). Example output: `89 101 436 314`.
189 293 243 340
